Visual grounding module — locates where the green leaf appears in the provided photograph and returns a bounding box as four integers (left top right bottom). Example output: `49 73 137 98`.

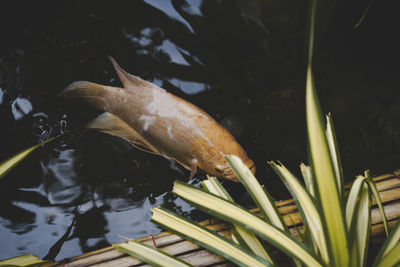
0 136 59 179
224 155 286 231
269 161 329 265
306 0 349 265
300 163 315 198
325 113 344 199
202 177 274 264
345 175 367 229
374 242 400 267
113 240 192 267
373 218 400 266
365 171 389 236
172 181 323 267
346 175 371 267
0 254 48 266
354 0 376 30
151 207 272 267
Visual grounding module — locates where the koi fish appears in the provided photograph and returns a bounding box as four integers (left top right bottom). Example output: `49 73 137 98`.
60 57 255 182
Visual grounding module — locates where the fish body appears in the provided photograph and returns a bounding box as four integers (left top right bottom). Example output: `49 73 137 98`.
61 57 255 181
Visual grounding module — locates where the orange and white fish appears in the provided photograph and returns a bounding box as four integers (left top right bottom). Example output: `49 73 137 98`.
61 57 255 182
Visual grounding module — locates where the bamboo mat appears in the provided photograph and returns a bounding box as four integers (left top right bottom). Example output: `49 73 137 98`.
49 170 400 267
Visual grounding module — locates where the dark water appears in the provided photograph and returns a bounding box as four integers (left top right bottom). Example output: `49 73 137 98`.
0 0 399 261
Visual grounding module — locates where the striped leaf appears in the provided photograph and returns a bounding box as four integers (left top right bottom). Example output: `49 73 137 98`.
0 136 59 179
346 175 371 267
374 242 400 267
269 161 329 265
365 172 389 236
305 0 349 265
0 254 48 266
224 155 286 231
113 240 192 267
202 177 274 264
151 207 272 267
373 219 400 266
172 181 323 267
300 163 315 198
326 113 344 198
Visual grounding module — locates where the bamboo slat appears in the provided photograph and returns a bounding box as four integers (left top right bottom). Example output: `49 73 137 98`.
49 169 400 267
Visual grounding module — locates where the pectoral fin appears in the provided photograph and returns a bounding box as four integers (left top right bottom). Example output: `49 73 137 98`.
87 112 161 156
189 158 198 180
108 56 151 89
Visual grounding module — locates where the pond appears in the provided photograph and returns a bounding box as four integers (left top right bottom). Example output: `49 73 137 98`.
0 0 399 261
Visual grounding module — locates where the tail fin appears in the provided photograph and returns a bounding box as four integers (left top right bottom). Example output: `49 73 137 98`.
60 81 110 110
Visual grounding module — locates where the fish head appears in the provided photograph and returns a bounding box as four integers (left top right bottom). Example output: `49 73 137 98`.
213 157 255 182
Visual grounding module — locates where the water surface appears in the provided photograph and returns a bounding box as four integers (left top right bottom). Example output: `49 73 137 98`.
0 0 399 261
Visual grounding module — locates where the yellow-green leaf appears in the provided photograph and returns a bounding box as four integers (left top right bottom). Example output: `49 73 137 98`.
114 240 192 267
202 177 274 264
172 181 323 267
269 161 329 265
152 207 272 267
224 155 286 230
0 254 48 266
0 136 59 179
306 0 349 265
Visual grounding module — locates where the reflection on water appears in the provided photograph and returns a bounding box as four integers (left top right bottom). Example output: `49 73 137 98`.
143 0 197 33
0 88 4 104
11 97 32 120
0 0 399 262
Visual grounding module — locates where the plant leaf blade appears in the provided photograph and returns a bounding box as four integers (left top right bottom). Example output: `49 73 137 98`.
151 207 272 267
114 240 192 267
173 181 323 267
0 136 59 179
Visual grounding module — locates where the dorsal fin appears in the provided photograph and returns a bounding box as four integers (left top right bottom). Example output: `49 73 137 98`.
108 56 151 89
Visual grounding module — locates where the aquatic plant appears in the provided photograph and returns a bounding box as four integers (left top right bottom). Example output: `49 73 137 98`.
113 0 400 266
0 254 49 267
0 136 59 180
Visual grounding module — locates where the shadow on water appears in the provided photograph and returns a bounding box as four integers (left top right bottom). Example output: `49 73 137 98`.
0 0 399 261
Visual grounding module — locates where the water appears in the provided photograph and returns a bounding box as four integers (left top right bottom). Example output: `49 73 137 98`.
0 0 399 261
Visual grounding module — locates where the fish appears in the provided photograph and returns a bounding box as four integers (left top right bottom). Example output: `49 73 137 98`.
60 57 255 182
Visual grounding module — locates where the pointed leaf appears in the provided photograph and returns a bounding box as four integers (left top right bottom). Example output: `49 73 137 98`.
365 171 389 236
345 175 367 229
0 254 48 266
373 218 400 266
374 242 400 267
326 113 344 198
300 163 315 197
202 177 274 263
346 176 371 267
306 0 349 264
0 136 59 179
114 240 192 267
224 155 286 230
269 161 329 265
173 181 323 267
151 207 272 267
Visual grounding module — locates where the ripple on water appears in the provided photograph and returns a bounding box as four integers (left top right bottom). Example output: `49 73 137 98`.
41 149 82 204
